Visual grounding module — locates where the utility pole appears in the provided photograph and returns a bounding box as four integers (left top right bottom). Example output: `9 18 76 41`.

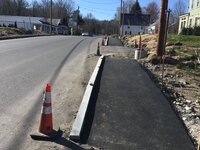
157 0 168 57
50 0 52 34
122 1 125 36
119 0 122 35
77 6 80 35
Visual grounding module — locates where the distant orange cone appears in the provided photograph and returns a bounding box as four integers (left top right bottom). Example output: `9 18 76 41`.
39 83 53 135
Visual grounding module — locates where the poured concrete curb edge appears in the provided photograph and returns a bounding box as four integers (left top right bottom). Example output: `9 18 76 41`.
69 55 105 141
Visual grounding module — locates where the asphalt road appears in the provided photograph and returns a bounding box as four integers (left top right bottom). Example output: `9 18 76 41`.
87 57 195 150
0 36 97 149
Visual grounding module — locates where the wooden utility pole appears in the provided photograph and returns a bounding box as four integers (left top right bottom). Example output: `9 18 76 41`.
119 0 122 35
157 0 168 57
77 6 80 34
122 1 125 36
50 0 52 34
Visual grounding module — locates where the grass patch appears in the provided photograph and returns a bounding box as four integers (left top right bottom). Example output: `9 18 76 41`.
0 27 28 35
175 49 197 57
167 34 200 47
176 62 200 73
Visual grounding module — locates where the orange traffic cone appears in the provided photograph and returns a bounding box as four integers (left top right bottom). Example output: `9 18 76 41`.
39 83 53 135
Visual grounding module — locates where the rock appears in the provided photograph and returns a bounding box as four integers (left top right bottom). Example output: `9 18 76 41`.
186 100 192 104
182 117 187 121
179 79 188 85
191 107 196 113
185 106 191 111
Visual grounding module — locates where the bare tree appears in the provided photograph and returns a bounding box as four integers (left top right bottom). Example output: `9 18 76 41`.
32 0 43 17
169 0 187 34
144 1 159 23
173 0 187 18
16 0 28 15
114 0 135 20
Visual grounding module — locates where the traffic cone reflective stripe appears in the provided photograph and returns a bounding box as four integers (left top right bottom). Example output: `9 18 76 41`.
45 92 51 102
39 83 53 135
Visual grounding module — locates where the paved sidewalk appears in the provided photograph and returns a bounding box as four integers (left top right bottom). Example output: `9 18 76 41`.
108 37 123 46
86 57 195 150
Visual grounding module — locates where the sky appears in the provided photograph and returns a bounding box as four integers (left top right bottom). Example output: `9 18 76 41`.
74 0 189 20
28 0 189 20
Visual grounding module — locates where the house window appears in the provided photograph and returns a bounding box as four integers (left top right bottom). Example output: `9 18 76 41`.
191 0 194 8
181 22 184 28
181 21 186 28
141 26 143 29
128 26 130 29
125 31 127 35
129 31 131 35
182 17 186 21
195 17 198 26
189 19 192 27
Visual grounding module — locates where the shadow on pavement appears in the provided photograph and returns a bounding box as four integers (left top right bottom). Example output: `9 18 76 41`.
79 59 105 144
30 130 85 150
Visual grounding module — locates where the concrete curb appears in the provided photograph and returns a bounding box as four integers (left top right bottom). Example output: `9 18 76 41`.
69 55 105 141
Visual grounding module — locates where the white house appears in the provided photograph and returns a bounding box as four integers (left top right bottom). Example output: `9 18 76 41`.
147 22 157 34
0 15 43 30
178 0 200 34
0 15 68 34
120 13 150 35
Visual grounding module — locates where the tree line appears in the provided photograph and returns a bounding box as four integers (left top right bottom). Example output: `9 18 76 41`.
0 0 187 34
0 0 75 25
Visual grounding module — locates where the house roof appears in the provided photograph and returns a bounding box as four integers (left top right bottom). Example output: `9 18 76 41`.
147 22 157 29
121 13 150 26
179 13 189 18
0 15 61 26
50 18 61 26
0 15 43 24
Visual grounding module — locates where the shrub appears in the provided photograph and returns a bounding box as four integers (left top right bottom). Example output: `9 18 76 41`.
181 26 200 36
25 30 33 34
181 27 193 35
193 26 200 36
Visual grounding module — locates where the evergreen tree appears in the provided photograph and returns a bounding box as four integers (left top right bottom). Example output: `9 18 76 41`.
130 0 142 14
